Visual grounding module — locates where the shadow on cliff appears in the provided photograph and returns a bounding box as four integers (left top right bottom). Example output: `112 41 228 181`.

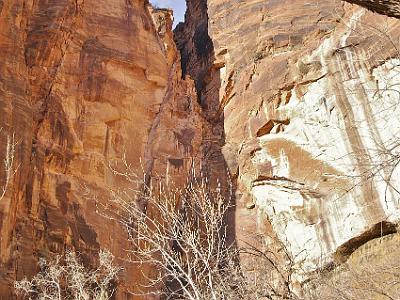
174 0 238 252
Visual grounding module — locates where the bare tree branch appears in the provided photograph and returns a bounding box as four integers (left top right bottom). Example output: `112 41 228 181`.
0 129 17 202
14 250 121 300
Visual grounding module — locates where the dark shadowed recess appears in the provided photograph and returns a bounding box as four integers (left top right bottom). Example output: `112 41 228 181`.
174 0 214 103
343 0 400 18
173 0 238 259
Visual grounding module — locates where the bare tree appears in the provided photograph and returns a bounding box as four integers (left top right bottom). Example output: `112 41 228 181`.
101 175 235 299
97 159 301 300
0 128 17 201
14 250 121 300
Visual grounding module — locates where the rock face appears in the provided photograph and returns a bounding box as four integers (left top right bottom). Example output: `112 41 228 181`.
204 0 400 279
175 0 227 185
1 0 400 298
0 0 203 298
344 0 400 18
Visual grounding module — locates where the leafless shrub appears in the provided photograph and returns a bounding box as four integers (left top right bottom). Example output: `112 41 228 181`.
14 250 121 300
101 174 235 299
238 241 302 300
305 258 400 300
0 128 17 201
97 159 300 300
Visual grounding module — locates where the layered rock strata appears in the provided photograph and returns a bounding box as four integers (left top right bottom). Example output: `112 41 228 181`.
0 1 203 298
204 0 400 280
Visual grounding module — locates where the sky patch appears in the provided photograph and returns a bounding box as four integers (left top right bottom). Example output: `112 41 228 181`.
151 0 186 27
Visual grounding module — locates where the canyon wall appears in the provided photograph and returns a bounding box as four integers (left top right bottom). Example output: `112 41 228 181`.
203 0 400 282
1 0 400 298
0 0 203 298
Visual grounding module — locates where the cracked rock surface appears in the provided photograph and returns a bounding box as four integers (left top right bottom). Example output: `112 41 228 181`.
0 1 203 297
206 0 400 277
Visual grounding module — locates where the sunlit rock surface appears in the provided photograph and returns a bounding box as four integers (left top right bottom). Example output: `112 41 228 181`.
0 1 203 297
1 0 400 298
206 0 400 277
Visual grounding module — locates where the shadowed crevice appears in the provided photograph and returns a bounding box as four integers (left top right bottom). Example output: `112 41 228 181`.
173 0 238 262
343 0 400 18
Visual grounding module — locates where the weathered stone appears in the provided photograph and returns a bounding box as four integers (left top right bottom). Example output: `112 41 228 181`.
0 1 203 297
205 0 400 283
2 0 400 298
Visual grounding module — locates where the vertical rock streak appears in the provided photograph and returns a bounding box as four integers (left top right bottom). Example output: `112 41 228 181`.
0 1 203 297
204 0 400 282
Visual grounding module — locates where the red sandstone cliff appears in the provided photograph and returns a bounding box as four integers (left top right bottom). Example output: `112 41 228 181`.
0 1 203 298
1 0 400 299
204 0 400 289
176 0 400 294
